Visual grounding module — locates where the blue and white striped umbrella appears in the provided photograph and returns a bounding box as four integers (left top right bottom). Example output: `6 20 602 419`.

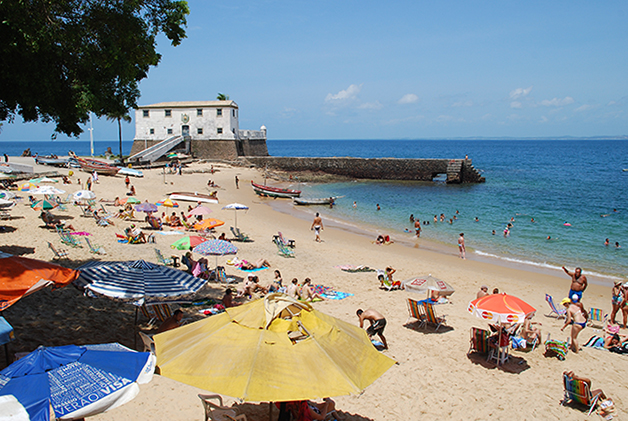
192 239 238 256
75 260 206 303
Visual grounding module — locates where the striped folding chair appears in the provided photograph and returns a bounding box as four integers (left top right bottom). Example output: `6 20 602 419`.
468 327 490 356
423 302 447 331
140 303 173 329
405 298 426 329
561 373 601 415
545 294 567 319
587 308 606 328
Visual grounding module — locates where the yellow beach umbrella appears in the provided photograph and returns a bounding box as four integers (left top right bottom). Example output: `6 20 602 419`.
154 293 395 402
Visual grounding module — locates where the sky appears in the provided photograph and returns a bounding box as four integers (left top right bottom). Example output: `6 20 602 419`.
2 0 628 141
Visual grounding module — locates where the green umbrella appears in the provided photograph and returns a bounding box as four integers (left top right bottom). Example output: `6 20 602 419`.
31 199 57 210
170 235 208 251
125 197 141 204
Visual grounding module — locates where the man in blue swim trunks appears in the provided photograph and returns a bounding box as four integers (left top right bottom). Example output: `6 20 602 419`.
562 266 588 301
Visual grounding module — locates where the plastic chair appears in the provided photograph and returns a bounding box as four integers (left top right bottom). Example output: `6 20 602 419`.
198 394 239 421
138 332 155 354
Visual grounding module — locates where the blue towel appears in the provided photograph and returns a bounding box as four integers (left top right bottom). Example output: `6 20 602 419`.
321 291 354 300
238 267 268 272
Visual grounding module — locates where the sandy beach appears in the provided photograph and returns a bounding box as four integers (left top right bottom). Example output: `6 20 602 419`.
1 156 626 420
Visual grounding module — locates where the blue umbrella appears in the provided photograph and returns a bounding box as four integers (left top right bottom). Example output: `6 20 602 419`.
75 260 207 303
0 343 155 421
134 202 158 213
193 239 238 269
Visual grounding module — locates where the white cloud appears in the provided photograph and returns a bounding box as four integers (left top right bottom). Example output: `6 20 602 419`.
358 101 383 110
452 100 473 108
510 101 522 109
398 94 418 104
481 113 493 120
575 104 594 112
510 86 533 100
540 97 575 107
325 84 362 102
539 116 549 123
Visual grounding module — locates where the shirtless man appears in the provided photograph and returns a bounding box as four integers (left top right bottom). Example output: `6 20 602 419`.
562 266 587 302
311 212 323 242
357 308 388 349
476 285 489 299
458 233 466 259
156 310 184 333
221 289 240 308
414 219 421 237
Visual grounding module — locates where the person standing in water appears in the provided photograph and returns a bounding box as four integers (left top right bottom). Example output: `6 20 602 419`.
458 233 466 259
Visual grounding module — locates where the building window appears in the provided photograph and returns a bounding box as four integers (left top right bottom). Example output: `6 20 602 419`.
143 110 149 118
197 128 203 134
197 108 203 116
233 109 236 117
216 108 222 116
149 128 155 135
165 109 172 117
167 128 173 135
217 128 223 134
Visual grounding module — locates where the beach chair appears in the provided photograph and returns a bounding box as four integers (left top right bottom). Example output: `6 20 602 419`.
230 226 252 242
79 205 94 217
423 302 448 331
468 327 490 356
487 329 511 365
545 294 567 319
587 308 606 328
544 334 569 360
56 226 82 248
216 266 237 284
272 232 295 248
138 332 155 354
154 248 174 266
275 241 295 258
405 298 426 329
561 373 602 415
198 394 240 421
140 303 173 329
377 272 401 291
53 196 67 211
148 217 162 230
47 241 68 260
85 237 106 255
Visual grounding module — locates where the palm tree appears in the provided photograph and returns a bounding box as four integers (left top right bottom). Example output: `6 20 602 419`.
216 93 229 101
106 112 132 163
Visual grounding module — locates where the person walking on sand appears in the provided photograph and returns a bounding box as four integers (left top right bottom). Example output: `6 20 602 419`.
458 233 466 259
562 266 587 302
357 309 388 349
311 212 323 242
561 296 588 353
235 175 239 189
124 175 130 189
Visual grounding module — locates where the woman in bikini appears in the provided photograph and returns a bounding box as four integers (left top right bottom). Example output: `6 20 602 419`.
610 281 624 325
561 296 588 353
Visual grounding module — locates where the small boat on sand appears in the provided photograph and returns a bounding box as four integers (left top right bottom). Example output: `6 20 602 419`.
293 197 339 206
35 156 69 167
117 167 144 178
251 181 301 198
169 192 218 204
69 153 119 176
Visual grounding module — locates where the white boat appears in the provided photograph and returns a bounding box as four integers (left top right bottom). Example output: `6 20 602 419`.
293 196 339 206
117 167 144 177
0 199 15 209
169 192 218 204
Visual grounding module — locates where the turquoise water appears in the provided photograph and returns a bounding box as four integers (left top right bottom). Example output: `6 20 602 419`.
267 140 628 280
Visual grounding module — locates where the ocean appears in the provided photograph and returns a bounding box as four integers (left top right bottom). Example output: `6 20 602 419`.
1 138 626 280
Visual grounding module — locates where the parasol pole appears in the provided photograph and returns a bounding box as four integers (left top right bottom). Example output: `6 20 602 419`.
234 209 238 229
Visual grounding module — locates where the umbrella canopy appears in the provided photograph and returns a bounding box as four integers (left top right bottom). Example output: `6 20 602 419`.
222 203 249 228
192 239 237 256
0 252 79 311
188 206 212 216
0 191 16 200
30 199 57 211
73 190 96 201
468 293 536 324
194 218 224 231
157 198 179 208
0 343 155 421
28 176 58 184
18 182 38 191
154 294 396 402
171 235 208 251
402 275 455 297
75 260 207 303
135 202 158 213
123 196 141 205
29 186 65 195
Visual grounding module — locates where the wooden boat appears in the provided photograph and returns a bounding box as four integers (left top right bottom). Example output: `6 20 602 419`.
169 191 218 204
251 181 301 198
117 167 144 178
35 156 69 167
293 196 339 206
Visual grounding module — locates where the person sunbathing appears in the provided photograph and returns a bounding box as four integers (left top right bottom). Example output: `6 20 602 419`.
156 310 184 333
218 232 230 242
236 275 267 298
182 252 196 273
286 278 299 299
240 258 271 270
563 371 607 400
125 224 147 243
299 278 325 301
521 315 542 344
221 288 240 308
169 212 182 227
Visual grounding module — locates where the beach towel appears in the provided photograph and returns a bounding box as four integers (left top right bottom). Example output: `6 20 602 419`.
155 231 184 235
334 264 375 273
198 304 225 316
584 336 606 350
320 291 354 300
238 267 269 272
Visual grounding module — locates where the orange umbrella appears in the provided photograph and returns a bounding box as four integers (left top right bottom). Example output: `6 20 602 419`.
194 218 225 231
0 253 80 311
467 293 536 325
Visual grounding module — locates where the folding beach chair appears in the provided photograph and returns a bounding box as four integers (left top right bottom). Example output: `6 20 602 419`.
405 298 426 329
230 226 252 242
198 394 240 421
47 241 68 260
544 333 569 360
545 294 567 319
423 302 448 331
272 232 295 248
154 248 174 266
587 308 606 328
561 373 602 415
468 327 490 356
56 226 82 248
140 303 173 329
85 237 106 255
215 266 237 284
275 241 295 258
487 329 511 365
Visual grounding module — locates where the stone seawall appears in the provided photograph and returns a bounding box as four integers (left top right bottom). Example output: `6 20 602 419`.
244 157 485 183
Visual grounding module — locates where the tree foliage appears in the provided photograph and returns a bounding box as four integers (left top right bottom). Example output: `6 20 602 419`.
216 93 229 101
0 0 189 136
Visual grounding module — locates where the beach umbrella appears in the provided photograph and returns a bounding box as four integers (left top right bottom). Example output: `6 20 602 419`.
0 343 155 421
188 205 212 216
468 293 536 325
29 186 65 195
402 274 455 297
0 395 29 420
18 182 38 191
30 199 57 211
124 197 141 205
192 239 237 269
157 198 179 207
73 190 96 201
0 252 79 311
222 203 249 229
28 176 58 184
75 260 207 304
170 235 208 251
135 202 158 213
154 293 396 403
0 191 16 200
194 218 224 231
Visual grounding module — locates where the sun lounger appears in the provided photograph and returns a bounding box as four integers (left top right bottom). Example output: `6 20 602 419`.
85 237 106 255
198 394 240 421
587 308 606 328
47 241 69 260
468 327 491 356
405 298 427 329
561 373 602 415
56 226 82 248
545 294 567 319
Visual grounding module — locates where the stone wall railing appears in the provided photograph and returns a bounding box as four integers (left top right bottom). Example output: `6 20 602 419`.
238 129 266 140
